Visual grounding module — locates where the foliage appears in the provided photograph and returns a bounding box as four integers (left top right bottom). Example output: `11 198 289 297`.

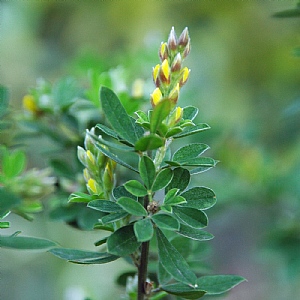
0 28 245 299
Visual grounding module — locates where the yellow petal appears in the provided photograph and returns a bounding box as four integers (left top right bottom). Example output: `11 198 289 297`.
151 87 162 106
153 64 160 82
161 59 170 80
87 178 98 194
86 150 95 165
23 95 38 113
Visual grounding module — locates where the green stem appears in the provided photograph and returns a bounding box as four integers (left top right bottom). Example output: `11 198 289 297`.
137 195 150 300
153 138 172 170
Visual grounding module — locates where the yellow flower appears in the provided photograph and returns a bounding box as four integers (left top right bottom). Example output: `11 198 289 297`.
179 67 190 87
159 42 168 61
152 64 160 83
161 59 170 82
87 178 98 194
86 150 96 165
151 87 162 107
174 106 183 122
168 83 180 104
23 95 38 113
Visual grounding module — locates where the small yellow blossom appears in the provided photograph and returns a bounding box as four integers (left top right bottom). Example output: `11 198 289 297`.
151 87 162 106
153 64 160 82
87 178 98 194
168 83 180 104
174 106 183 122
161 59 170 82
23 95 38 113
86 150 96 165
179 67 190 87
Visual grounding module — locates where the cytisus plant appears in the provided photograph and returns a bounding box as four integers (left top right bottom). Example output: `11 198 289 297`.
0 27 245 299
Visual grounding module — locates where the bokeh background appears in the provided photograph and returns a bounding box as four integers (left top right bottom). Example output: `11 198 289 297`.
1 1 300 299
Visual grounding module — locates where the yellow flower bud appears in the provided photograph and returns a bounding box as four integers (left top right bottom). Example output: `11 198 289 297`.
159 42 168 61
23 95 38 113
86 150 96 165
153 64 160 83
87 178 98 194
83 168 91 182
179 67 190 87
168 83 180 105
150 87 162 107
160 59 170 83
174 106 183 123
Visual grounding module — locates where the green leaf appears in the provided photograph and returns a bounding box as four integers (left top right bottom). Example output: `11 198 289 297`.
107 224 141 256
165 127 183 138
150 99 172 134
166 195 186 206
96 123 119 140
2 150 26 179
49 248 118 264
100 86 140 145
161 282 206 299
158 262 172 285
134 218 153 242
174 123 210 138
124 180 148 197
90 133 134 152
0 187 22 217
182 106 198 121
88 200 123 213
68 192 93 203
113 185 136 200
180 187 216 210
94 142 138 173
156 227 197 285
135 134 164 151
197 275 246 295
166 167 190 193
117 197 147 216
152 213 180 231
173 207 208 229
0 221 10 228
165 188 179 201
177 224 214 241
139 155 156 189
166 157 216 168
0 234 57 250
152 168 173 192
173 143 209 163
101 211 128 224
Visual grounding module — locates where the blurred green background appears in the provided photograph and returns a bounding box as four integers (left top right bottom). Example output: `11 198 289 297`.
1 1 300 299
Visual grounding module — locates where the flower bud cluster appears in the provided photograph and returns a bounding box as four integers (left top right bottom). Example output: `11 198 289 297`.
150 27 191 126
77 128 116 197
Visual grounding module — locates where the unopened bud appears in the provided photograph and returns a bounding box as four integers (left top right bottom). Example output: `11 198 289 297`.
168 83 180 105
167 27 177 51
171 53 182 73
178 27 190 48
86 150 96 165
159 42 169 61
23 95 38 114
152 64 160 87
87 178 102 195
182 40 191 59
150 87 162 107
83 168 91 182
179 67 190 87
102 162 115 192
159 59 170 84
77 146 87 166
84 128 96 151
